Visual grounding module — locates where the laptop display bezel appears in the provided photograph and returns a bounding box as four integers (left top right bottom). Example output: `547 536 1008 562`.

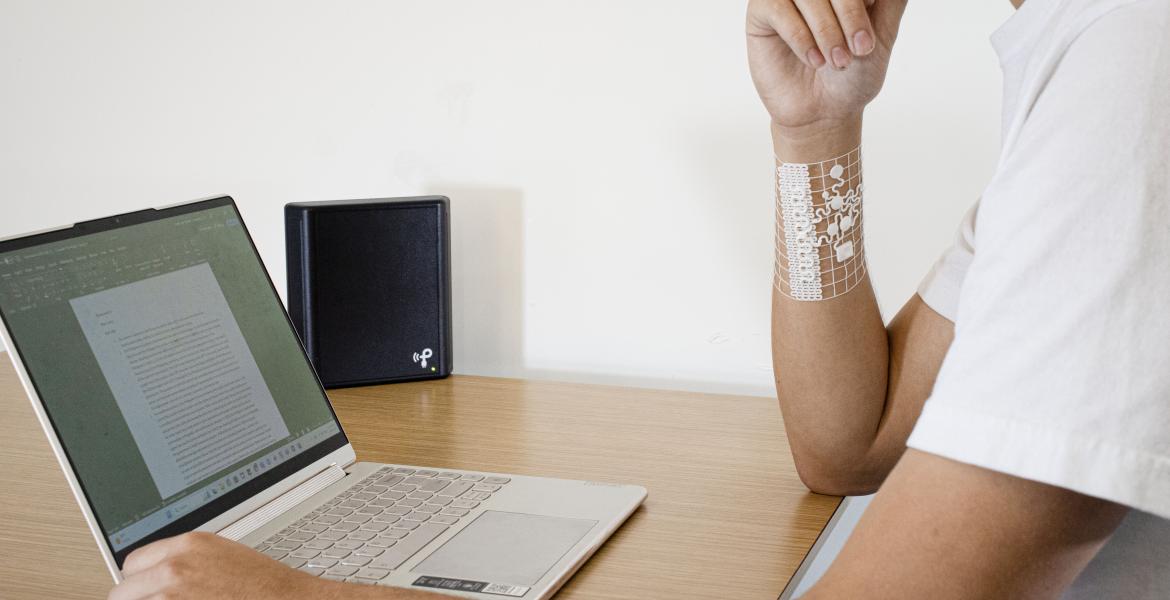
0 196 350 568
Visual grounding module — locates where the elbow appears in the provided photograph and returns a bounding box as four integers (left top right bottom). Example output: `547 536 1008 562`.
792 452 883 497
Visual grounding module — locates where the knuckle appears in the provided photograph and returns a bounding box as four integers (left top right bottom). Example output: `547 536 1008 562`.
811 21 842 41
159 557 190 583
836 2 868 22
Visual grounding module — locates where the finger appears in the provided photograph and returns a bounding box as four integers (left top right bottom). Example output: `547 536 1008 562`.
793 0 852 70
829 0 876 56
109 560 185 600
121 532 200 575
757 0 826 69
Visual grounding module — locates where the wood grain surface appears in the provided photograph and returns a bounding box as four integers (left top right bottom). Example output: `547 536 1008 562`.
0 354 838 599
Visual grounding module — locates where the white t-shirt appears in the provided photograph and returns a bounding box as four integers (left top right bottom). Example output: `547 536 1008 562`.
909 0 1170 596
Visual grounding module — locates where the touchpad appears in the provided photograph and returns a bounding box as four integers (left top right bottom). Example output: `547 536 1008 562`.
413 511 597 586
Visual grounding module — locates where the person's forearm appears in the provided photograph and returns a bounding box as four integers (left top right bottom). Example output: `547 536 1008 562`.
770 118 891 495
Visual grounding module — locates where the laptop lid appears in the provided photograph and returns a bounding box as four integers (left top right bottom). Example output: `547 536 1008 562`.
0 197 350 572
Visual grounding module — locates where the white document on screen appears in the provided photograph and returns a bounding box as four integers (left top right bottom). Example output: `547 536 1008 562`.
70 262 289 499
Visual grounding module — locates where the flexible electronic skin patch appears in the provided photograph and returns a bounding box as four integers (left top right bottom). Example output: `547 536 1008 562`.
774 147 866 301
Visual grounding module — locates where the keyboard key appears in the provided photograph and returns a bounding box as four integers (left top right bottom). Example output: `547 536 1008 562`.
369 498 395 508
419 479 450 493
321 574 346 582
367 524 448 571
325 565 360 577
368 537 399 548
272 540 300 550
459 474 484 482
300 523 329 534
377 475 404 486
286 532 314 542
289 549 320 559
436 472 461 480
429 515 459 525
385 506 412 516
326 508 354 517
416 504 442 514
279 556 306 569
402 512 431 522
449 499 479 510
461 491 491 502
404 476 431 487
413 470 439 478
436 481 473 497
407 491 433 501
440 508 469 517
321 547 352 559
333 540 364 550
307 557 339 569
392 484 418 493
314 515 343 525
397 499 423 508
262 549 287 561
392 468 416 475
299 566 325 577
372 515 401 524
339 500 364 509
302 539 333 550
484 476 511 485
379 491 406 501
348 531 378 541
340 555 372 567
355 567 391 581
391 521 420 531
318 531 347 541
425 497 452 507
382 529 410 539
355 545 385 557
343 515 372 524
351 492 376 502
330 522 360 532
360 522 389 532
365 485 389 493
472 484 501 493
355 506 382 516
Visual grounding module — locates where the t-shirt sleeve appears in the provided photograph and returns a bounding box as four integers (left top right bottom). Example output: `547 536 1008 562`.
916 203 977 323
906 3 1170 518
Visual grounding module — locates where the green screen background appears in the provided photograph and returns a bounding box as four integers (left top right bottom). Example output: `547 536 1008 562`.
0 205 338 533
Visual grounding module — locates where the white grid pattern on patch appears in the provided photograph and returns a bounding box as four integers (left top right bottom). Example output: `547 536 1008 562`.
774 147 867 301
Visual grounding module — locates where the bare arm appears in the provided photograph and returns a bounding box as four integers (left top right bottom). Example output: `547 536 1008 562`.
109 532 442 600
748 0 949 495
805 450 1128 599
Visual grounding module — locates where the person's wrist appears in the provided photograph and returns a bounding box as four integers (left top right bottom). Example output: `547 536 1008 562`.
771 117 862 163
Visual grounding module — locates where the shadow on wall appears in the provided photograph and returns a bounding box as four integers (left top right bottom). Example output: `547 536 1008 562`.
424 185 525 378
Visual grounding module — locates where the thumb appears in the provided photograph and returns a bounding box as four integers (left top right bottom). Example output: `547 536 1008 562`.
870 0 909 47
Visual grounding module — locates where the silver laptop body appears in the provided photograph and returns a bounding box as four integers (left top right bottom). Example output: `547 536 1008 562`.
0 196 646 599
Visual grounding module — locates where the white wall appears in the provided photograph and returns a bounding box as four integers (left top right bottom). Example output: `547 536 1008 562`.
0 1 1011 396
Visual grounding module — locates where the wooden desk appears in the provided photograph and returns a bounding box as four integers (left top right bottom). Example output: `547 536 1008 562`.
0 354 839 599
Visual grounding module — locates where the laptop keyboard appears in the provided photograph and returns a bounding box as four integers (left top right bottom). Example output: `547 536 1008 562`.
254 465 510 585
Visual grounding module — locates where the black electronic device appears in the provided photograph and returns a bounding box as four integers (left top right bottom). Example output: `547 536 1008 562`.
285 196 452 387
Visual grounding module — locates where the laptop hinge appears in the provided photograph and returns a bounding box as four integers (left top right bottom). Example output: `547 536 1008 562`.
217 464 347 542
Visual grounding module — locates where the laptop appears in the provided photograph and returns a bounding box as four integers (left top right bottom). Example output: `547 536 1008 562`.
0 196 646 598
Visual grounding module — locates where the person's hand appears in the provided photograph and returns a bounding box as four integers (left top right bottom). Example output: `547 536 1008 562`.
746 0 908 142
109 531 334 600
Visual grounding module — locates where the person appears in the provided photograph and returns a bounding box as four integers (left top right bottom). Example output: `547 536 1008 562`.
749 0 1170 597
108 1 1169 598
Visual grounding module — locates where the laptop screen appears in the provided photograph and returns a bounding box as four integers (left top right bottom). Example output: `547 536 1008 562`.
0 198 345 564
